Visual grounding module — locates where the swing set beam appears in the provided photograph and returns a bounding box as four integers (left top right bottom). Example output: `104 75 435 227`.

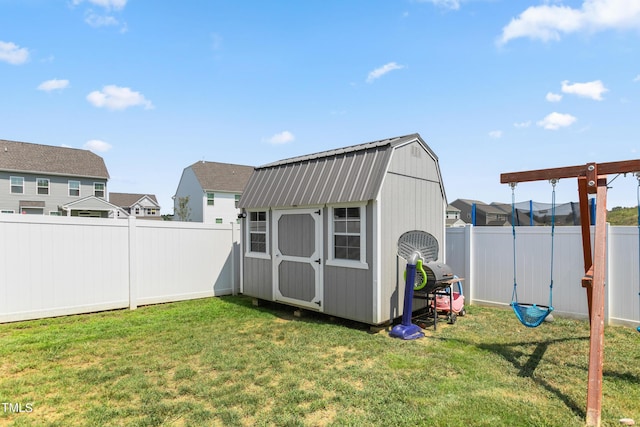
501 159 640 427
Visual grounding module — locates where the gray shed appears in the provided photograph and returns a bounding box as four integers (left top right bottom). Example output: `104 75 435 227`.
238 133 447 325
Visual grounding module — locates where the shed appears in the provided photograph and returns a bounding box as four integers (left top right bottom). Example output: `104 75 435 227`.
238 133 447 325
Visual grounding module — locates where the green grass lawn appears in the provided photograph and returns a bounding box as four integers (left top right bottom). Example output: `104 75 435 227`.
0 296 638 426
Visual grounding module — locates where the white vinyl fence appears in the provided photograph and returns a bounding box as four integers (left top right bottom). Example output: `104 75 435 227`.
3 215 638 328
0 215 240 323
446 224 640 327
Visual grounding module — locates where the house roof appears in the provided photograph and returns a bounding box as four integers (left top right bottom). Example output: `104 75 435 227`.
0 139 109 179
109 192 159 208
62 196 126 213
189 161 254 193
240 133 442 209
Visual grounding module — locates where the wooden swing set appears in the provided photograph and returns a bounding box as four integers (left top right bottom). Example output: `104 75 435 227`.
500 159 640 427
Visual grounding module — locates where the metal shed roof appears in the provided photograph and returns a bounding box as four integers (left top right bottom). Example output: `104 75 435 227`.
239 133 436 209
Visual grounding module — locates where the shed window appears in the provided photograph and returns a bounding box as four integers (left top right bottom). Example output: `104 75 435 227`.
333 207 361 261
10 176 24 194
249 211 267 253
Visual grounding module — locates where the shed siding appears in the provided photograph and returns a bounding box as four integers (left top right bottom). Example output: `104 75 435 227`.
322 203 374 323
378 144 446 322
242 257 272 300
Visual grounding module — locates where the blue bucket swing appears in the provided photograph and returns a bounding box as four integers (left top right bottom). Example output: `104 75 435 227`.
508 180 556 328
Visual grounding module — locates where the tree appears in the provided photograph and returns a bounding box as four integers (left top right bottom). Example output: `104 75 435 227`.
175 196 192 221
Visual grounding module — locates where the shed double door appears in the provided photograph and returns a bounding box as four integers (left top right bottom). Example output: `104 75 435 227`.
272 209 323 311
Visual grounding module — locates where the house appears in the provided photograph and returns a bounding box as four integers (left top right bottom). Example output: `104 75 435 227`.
173 161 254 223
446 204 466 227
238 133 447 325
450 199 510 226
109 192 161 219
0 139 114 217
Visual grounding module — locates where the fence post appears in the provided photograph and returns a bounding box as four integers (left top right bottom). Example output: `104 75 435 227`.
128 215 137 310
464 224 474 303
230 222 236 295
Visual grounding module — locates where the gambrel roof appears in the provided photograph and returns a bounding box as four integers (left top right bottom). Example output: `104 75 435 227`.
0 139 109 179
239 133 443 209
188 161 254 193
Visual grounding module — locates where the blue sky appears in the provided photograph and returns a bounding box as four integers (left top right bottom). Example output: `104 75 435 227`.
1 0 639 214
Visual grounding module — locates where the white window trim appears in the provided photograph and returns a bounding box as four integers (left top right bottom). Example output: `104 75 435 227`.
37 178 50 196
94 182 105 197
326 204 368 270
245 209 270 260
10 176 24 194
68 180 80 197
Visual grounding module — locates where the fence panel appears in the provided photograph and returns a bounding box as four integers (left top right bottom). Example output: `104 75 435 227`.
0 216 130 322
446 224 639 326
0 215 240 323
135 220 240 305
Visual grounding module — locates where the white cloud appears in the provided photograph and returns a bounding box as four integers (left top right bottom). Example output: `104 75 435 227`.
84 139 113 152
537 112 577 130
633 74 640 82
267 131 295 145
0 41 29 65
37 79 70 92
85 12 119 28
73 0 127 11
498 0 640 45
416 0 460 10
546 92 562 102
561 79 608 100
366 62 405 83
514 121 532 128
86 85 154 111
488 130 503 138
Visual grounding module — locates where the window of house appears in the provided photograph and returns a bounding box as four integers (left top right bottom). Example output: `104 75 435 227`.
135 207 140 215
207 193 215 206
37 178 49 195
69 181 80 197
248 211 267 254
235 195 241 208
94 182 105 198
49 211 61 216
10 176 24 194
216 218 223 224
146 208 157 215
328 205 367 269
1 210 15 214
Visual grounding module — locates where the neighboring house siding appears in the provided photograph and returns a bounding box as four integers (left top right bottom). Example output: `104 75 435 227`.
174 168 204 222
0 171 107 215
203 192 240 224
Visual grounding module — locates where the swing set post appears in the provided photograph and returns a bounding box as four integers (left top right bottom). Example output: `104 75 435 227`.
501 159 640 427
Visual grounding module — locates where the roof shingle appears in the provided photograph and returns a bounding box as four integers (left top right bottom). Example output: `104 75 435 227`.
0 139 109 179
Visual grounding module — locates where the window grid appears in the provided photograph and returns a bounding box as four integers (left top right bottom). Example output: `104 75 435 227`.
333 207 361 261
69 181 80 197
37 178 49 195
10 177 24 194
249 211 267 253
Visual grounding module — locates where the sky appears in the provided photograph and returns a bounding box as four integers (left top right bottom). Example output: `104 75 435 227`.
1 0 640 214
